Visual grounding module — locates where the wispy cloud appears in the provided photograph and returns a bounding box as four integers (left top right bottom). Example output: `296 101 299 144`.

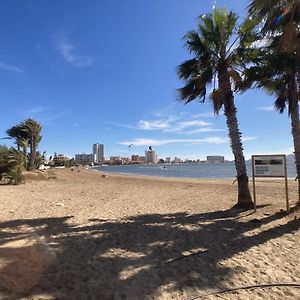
257 105 274 111
22 106 45 115
191 112 215 118
242 136 259 142
19 105 70 125
179 127 225 134
0 62 23 73
138 118 175 130
165 120 212 134
53 33 93 67
119 135 258 147
119 137 228 147
111 113 223 135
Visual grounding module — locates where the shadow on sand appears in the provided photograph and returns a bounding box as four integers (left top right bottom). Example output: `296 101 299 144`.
0 206 299 299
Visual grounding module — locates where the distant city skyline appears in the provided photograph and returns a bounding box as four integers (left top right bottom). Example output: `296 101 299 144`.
0 0 295 161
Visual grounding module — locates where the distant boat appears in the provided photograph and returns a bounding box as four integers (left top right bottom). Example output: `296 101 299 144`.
101 164 109 167
160 166 167 170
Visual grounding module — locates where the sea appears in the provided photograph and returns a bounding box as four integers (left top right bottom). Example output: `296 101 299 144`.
91 162 297 179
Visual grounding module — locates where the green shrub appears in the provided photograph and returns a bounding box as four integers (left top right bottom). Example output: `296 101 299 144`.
0 146 23 184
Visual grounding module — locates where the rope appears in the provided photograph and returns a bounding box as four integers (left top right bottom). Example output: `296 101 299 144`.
187 283 300 300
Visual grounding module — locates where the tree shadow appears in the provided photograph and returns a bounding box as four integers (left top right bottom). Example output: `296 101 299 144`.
0 207 299 299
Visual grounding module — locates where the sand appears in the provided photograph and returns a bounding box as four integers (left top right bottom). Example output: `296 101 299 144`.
0 168 299 299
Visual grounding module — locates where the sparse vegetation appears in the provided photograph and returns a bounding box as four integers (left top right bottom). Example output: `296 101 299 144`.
5 118 42 172
0 145 23 184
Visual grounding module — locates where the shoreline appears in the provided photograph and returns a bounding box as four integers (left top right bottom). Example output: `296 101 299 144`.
86 166 296 182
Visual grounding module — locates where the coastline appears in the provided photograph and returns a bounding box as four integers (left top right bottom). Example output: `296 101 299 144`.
0 169 299 299
87 166 297 182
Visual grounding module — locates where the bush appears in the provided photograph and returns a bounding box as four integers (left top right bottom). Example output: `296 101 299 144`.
0 146 23 184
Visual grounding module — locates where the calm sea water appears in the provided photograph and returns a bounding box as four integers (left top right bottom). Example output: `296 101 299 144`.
92 162 297 179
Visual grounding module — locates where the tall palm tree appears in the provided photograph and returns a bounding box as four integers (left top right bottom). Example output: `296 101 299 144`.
6 125 29 169
22 118 42 170
177 8 256 208
249 0 300 202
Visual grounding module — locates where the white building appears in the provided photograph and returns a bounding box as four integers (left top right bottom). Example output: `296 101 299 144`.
145 150 158 164
93 143 104 164
75 153 95 164
172 157 182 163
207 155 225 163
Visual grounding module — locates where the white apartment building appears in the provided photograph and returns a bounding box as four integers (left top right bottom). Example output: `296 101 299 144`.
145 150 158 164
93 143 104 163
75 153 95 164
207 155 225 163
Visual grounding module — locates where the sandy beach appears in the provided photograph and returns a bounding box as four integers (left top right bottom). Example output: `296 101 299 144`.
0 169 300 299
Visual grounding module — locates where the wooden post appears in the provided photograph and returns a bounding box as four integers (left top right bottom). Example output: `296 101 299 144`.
252 155 257 212
284 155 289 214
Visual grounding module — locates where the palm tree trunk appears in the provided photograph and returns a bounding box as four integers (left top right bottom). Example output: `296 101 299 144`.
23 145 28 170
289 74 300 203
218 66 253 208
29 137 36 170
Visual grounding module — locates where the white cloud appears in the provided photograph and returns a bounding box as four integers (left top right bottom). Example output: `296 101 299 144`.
242 136 259 142
257 105 274 111
181 127 225 134
53 34 93 67
166 120 211 132
153 104 177 117
119 135 258 147
138 118 174 130
191 112 215 118
111 114 224 135
0 62 23 73
119 137 228 147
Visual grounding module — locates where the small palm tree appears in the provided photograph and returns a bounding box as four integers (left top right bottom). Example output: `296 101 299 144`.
177 8 256 208
0 146 23 184
6 125 29 169
22 118 42 170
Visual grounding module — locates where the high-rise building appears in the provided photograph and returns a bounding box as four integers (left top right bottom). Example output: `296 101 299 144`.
145 149 158 164
93 143 104 163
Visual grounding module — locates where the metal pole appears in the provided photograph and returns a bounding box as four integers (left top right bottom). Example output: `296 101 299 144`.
284 155 289 214
252 156 257 212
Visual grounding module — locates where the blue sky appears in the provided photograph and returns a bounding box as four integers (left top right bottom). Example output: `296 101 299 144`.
0 0 294 160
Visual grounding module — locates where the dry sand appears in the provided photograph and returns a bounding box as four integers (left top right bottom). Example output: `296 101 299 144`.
0 168 299 299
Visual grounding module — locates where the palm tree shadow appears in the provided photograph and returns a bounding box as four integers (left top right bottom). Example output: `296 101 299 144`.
0 208 299 299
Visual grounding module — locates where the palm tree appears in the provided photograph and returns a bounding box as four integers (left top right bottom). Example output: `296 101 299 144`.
249 0 300 202
22 118 42 170
6 125 29 169
177 8 256 208
248 0 300 53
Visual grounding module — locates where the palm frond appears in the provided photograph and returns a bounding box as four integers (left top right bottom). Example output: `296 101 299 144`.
184 31 210 57
275 94 287 114
177 59 200 80
178 79 207 104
